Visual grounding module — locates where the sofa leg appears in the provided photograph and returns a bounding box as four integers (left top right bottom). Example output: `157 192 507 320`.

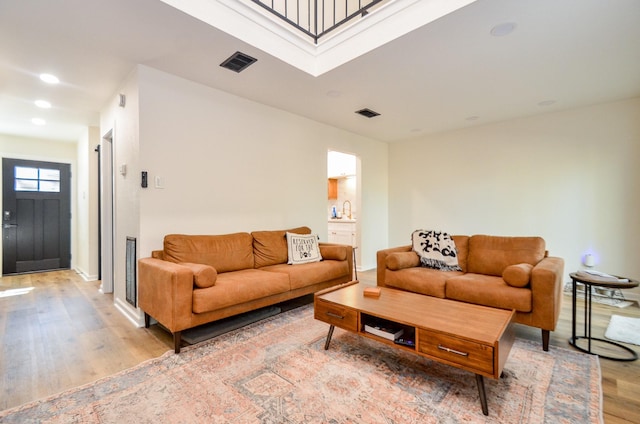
173 331 182 354
144 312 151 328
542 329 550 351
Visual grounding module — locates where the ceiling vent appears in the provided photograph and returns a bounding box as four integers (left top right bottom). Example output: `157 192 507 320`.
220 51 257 73
355 108 381 118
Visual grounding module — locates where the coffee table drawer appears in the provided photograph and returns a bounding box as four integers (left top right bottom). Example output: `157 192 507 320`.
314 300 358 332
418 329 494 375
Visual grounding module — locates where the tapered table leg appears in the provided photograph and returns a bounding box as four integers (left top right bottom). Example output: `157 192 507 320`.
476 374 488 416
324 325 335 350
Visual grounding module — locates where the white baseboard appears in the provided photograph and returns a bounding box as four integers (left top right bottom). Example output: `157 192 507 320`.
114 297 144 327
74 268 98 282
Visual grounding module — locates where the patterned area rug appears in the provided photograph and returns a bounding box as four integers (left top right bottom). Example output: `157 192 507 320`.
0 305 602 423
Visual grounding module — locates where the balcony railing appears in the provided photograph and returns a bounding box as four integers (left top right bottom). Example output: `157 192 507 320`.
249 0 389 43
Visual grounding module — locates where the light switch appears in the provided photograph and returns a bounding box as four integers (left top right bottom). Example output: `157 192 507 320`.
155 176 164 189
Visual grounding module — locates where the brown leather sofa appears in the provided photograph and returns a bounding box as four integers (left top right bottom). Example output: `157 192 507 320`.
377 235 564 351
139 227 353 353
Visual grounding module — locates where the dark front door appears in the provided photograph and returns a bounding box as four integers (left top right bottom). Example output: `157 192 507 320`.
2 158 71 275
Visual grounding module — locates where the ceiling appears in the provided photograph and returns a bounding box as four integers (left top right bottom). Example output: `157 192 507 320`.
1 0 639 144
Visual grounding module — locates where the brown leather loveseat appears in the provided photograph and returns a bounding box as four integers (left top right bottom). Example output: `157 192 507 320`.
139 226 353 353
377 234 564 351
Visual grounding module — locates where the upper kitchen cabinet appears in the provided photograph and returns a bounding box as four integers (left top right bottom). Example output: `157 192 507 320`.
328 151 356 178
328 178 338 199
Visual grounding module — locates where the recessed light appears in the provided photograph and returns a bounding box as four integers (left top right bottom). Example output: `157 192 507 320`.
31 118 46 126
490 22 516 37
39 73 60 84
35 99 51 109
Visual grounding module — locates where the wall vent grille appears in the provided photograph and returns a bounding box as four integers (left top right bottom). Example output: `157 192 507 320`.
126 237 136 307
220 51 258 73
355 108 381 118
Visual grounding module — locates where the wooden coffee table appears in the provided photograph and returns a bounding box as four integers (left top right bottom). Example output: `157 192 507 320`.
314 281 515 416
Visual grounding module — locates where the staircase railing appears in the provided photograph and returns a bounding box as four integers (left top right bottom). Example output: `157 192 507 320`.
248 0 389 43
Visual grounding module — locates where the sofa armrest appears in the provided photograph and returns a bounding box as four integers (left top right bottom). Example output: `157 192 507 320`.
138 258 194 333
319 244 347 261
319 242 354 279
529 256 565 331
376 245 412 286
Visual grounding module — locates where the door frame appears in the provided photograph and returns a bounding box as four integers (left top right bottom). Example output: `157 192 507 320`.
99 130 115 293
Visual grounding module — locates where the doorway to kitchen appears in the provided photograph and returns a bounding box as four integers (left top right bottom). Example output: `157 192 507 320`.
327 150 361 271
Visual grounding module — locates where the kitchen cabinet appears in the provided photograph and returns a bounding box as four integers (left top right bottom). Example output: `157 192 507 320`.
328 221 356 247
328 151 356 178
328 178 338 199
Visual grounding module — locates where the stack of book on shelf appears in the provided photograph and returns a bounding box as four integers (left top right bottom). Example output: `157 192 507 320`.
364 318 404 341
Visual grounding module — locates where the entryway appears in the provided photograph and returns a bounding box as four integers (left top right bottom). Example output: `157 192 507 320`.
2 158 71 275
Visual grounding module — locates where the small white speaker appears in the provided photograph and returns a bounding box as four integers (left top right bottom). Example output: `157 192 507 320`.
583 253 595 267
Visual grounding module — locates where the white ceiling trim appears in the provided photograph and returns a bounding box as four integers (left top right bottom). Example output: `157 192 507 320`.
159 0 477 76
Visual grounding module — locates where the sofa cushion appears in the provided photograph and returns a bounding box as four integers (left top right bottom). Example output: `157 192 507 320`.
180 262 217 288
445 273 532 312
163 233 254 273
467 235 545 277
261 260 350 290
385 268 463 298
192 269 290 313
252 227 311 268
451 235 469 272
386 252 419 270
502 263 533 288
286 232 322 264
319 245 348 261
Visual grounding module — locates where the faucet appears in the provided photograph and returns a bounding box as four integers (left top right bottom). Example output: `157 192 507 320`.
342 200 352 219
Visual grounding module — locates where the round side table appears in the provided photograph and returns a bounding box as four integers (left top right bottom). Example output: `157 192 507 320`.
568 272 638 361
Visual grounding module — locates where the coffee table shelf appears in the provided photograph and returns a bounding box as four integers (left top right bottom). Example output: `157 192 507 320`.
314 281 515 416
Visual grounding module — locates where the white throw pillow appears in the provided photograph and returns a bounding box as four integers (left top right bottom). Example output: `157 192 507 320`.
286 232 322 265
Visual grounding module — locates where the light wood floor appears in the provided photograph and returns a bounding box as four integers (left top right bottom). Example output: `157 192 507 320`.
1 269 639 423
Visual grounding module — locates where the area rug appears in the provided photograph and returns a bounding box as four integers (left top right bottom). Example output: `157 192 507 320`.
0 305 602 424
605 314 640 346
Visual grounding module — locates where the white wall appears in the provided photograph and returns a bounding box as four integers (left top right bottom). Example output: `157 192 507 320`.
100 68 141 322
388 97 640 297
101 65 388 323
135 65 387 269
0 134 77 274
75 127 100 280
